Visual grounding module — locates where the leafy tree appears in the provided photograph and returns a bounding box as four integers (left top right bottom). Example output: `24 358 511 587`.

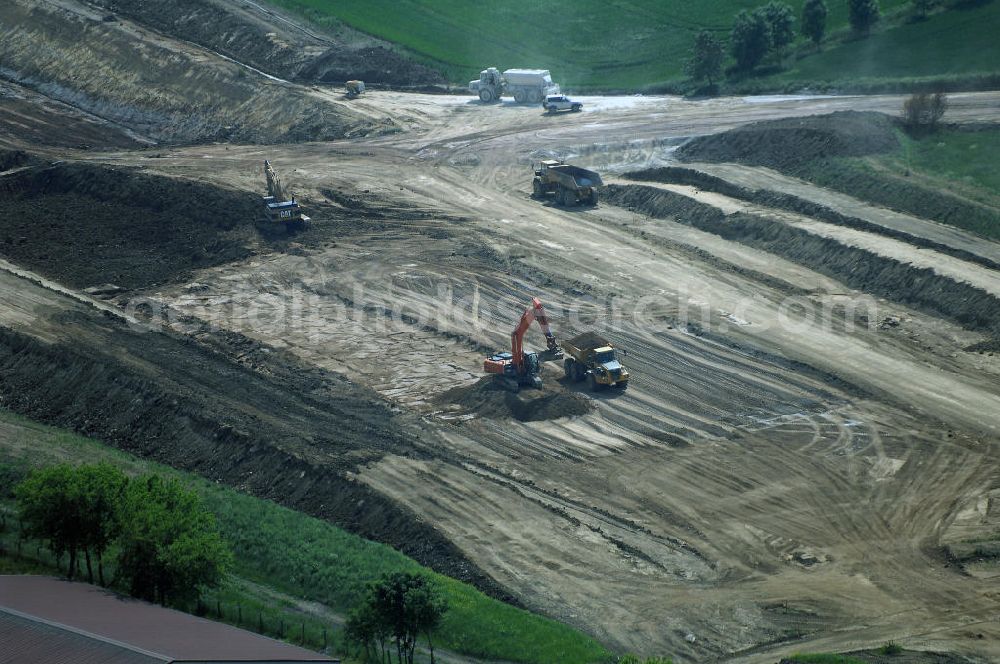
761 2 796 57
849 0 881 34
345 600 390 663
115 474 231 606
731 9 771 72
74 463 128 586
346 572 448 664
16 465 84 579
405 579 447 664
685 30 725 87
801 0 829 45
912 0 935 20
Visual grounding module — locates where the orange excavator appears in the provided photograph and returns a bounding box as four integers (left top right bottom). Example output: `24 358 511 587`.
484 297 563 391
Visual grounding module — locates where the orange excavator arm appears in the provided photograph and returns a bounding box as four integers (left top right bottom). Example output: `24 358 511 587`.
511 297 558 372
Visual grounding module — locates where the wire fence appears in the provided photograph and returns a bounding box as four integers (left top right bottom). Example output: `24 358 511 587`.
0 526 340 654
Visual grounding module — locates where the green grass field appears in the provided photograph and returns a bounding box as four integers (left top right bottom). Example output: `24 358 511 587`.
892 127 1000 198
768 0 1000 86
786 655 868 664
0 410 612 664
264 0 910 89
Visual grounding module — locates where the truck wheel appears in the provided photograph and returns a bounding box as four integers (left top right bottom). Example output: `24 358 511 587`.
589 374 601 391
588 190 599 206
514 90 526 103
563 188 577 207
563 358 575 378
529 90 541 103
479 89 493 103
573 363 585 382
572 104 582 112
532 178 544 198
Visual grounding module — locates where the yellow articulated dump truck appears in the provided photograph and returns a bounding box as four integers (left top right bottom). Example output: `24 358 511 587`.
531 159 602 206
562 332 630 391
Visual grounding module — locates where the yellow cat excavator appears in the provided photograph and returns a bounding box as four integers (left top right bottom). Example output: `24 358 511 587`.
262 160 309 229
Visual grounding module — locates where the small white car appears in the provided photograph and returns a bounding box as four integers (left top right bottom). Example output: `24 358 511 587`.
542 95 582 113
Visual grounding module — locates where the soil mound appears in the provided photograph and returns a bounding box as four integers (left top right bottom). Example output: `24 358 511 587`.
0 149 38 172
0 162 258 289
439 377 594 422
565 331 611 349
676 111 899 171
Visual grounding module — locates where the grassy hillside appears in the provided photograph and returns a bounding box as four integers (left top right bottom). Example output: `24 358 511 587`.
802 127 1000 240
262 0 909 89
767 0 1000 87
0 410 612 664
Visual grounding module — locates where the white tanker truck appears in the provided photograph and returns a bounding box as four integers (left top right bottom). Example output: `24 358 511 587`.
469 67 560 103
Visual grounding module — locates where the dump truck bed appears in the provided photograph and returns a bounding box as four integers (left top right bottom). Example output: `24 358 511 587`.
563 331 612 356
548 164 603 188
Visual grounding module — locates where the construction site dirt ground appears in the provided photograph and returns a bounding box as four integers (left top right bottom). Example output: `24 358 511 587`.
3 23 1000 658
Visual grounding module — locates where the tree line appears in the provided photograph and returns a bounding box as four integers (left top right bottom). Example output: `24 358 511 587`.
14 463 231 606
686 0 889 87
12 462 451 662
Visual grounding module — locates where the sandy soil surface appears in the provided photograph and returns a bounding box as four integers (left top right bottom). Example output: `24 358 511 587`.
2 25 1000 660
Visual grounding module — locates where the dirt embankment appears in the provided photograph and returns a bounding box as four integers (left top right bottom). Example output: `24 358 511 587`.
675 111 1000 235
0 309 515 603
603 184 1000 334
675 110 900 171
88 0 445 87
0 0 379 145
780 649 972 663
438 377 595 422
625 166 1000 273
0 162 259 290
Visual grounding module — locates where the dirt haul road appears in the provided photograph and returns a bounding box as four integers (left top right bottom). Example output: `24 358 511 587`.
6 87 1000 662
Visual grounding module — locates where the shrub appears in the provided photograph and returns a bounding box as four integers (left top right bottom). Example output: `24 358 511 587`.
879 641 904 655
902 92 947 131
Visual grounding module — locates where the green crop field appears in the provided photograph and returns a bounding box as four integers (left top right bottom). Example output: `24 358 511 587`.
768 0 1000 86
264 0 911 89
0 410 612 664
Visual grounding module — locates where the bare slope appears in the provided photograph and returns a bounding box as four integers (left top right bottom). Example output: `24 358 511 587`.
0 0 380 145
85 0 445 86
